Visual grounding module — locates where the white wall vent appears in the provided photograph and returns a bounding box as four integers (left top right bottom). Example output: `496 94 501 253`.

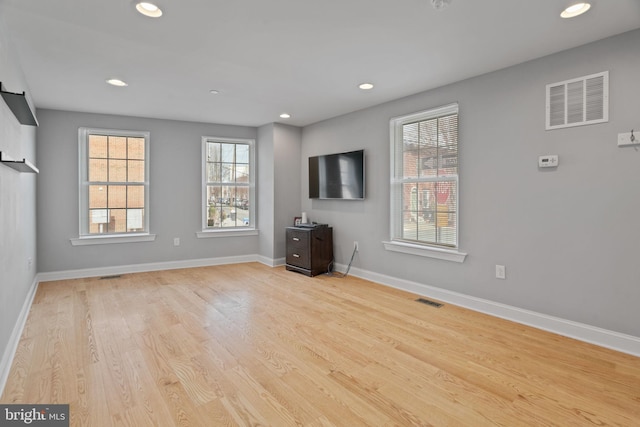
545 71 609 130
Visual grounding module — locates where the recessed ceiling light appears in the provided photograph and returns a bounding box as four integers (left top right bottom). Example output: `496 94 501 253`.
106 78 128 87
431 0 452 10
279 113 291 119
209 89 220 95
561 2 591 18
135 2 163 18
359 83 374 90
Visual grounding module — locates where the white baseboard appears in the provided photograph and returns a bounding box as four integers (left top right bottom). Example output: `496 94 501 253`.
0 275 39 396
254 255 286 267
37 254 273 282
335 263 640 357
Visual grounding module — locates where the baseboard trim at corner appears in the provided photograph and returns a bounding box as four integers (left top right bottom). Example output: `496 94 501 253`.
254 255 285 268
335 264 640 357
0 275 39 397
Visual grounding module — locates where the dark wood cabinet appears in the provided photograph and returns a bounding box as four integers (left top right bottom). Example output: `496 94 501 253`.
285 226 333 277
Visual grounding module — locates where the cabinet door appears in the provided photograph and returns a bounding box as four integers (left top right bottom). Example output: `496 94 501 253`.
310 228 333 272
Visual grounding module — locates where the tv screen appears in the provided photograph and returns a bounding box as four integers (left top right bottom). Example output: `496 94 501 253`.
309 149 364 200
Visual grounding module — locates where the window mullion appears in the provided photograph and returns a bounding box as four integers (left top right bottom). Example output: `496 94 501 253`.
399 176 456 184
436 117 440 178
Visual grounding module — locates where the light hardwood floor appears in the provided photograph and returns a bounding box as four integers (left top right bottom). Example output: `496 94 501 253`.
2 263 639 426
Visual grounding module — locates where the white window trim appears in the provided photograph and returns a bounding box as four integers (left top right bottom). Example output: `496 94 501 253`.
196 229 259 239
387 103 466 262
76 127 151 244
382 240 466 262
199 136 256 238
71 233 156 246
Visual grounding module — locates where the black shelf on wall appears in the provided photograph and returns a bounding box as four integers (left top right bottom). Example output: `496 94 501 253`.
0 151 39 173
1 81 39 173
0 82 38 126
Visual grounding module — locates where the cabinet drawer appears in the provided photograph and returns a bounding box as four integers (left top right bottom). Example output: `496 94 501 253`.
286 245 310 268
287 229 309 247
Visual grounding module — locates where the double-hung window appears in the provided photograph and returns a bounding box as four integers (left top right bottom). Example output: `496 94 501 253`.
200 136 256 236
76 128 152 244
387 103 466 262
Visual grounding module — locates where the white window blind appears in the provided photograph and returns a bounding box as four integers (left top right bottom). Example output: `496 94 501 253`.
390 103 459 249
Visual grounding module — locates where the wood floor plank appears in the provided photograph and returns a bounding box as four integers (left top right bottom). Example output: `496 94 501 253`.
194 397 240 427
2 262 639 426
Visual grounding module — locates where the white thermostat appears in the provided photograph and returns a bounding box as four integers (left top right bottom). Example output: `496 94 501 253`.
538 155 558 168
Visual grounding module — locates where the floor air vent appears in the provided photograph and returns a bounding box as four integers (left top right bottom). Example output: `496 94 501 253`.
415 298 443 308
100 275 122 280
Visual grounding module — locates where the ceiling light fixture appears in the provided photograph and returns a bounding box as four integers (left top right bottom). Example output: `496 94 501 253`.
209 89 220 95
359 83 374 90
106 78 128 87
135 2 163 18
279 113 291 119
561 2 591 18
431 0 452 10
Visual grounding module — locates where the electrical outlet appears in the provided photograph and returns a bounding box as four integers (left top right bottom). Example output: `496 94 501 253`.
27 258 33 271
173 237 180 247
354 241 359 252
496 265 506 279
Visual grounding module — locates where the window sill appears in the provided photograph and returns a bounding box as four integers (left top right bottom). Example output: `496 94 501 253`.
196 229 259 238
71 233 157 246
383 240 467 263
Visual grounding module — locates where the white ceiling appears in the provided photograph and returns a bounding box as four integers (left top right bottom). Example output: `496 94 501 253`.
2 0 639 127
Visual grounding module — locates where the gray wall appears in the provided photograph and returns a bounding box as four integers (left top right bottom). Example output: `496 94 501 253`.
0 20 38 375
301 29 640 337
36 110 259 272
273 124 302 259
257 123 275 259
257 123 302 261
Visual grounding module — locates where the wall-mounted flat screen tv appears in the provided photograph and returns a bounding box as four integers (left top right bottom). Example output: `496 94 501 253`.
309 149 364 200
